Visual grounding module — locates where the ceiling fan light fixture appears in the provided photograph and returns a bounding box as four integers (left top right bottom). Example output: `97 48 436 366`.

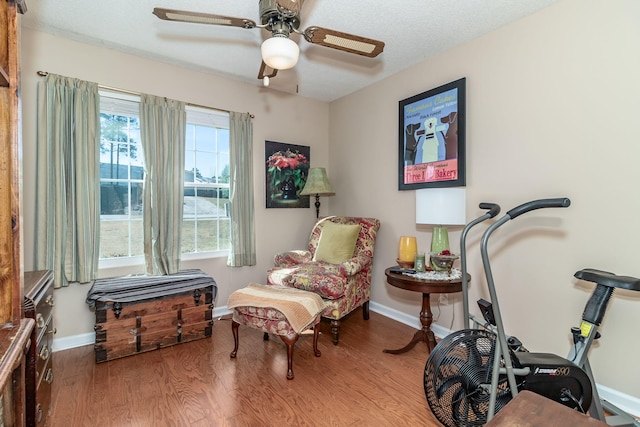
261 36 300 70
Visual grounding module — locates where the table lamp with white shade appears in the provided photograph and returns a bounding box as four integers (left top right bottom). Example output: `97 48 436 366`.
416 188 466 270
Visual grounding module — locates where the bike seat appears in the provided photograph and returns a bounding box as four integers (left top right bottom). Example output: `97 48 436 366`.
574 268 640 292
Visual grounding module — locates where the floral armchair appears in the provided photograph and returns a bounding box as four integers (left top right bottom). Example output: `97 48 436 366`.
267 216 381 345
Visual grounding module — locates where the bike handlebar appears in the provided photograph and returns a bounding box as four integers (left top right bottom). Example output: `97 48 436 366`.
479 202 501 218
506 198 571 219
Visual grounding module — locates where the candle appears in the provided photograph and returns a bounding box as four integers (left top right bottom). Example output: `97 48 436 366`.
398 236 417 262
415 252 426 272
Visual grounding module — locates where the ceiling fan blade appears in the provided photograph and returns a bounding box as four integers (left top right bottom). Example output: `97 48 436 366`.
303 26 385 58
258 61 278 80
152 8 256 29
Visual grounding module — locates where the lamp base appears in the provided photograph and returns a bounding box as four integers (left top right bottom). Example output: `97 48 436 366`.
314 194 321 219
430 225 450 271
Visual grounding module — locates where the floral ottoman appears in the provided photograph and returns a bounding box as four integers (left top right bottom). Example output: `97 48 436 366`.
226 283 326 379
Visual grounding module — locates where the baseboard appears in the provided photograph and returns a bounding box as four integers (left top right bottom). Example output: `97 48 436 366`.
53 302 639 417
52 332 95 352
369 301 451 338
213 306 233 319
52 306 233 352
597 384 640 418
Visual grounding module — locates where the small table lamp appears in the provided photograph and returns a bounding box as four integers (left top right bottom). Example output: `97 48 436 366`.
300 167 335 219
416 188 466 268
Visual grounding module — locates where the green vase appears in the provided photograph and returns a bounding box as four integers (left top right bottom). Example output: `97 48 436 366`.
430 226 450 271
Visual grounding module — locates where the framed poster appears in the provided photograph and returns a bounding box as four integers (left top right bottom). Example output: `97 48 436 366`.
398 78 466 190
265 140 310 209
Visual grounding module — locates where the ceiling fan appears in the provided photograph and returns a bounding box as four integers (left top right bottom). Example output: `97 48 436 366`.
152 0 385 85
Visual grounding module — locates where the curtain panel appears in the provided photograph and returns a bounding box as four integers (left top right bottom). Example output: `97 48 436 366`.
35 74 252 279
35 74 101 288
228 112 256 267
139 94 186 275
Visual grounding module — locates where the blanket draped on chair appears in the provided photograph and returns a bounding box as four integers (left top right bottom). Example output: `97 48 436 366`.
227 283 326 333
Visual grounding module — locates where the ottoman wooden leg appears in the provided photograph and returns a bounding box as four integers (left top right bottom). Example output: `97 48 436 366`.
313 325 321 357
279 335 299 380
230 320 240 358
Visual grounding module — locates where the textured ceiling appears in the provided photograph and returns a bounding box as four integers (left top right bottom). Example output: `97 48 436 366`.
20 0 558 102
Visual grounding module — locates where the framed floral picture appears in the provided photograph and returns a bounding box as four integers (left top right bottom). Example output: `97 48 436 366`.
265 140 311 209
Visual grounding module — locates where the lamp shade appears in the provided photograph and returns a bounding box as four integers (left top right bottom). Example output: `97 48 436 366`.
261 36 300 70
300 167 334 196
416 188 466 225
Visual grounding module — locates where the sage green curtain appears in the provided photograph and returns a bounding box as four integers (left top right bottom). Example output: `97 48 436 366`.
139 94 186 275
35 74 100 288
227 112 256 267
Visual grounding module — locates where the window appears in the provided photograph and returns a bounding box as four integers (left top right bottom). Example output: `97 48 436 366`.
98 92 230 262
99 93 143 259
182 106 231 254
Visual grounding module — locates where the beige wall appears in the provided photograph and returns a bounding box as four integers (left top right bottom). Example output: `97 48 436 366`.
19 29 330 342
331 0 640 400
18 0 640 406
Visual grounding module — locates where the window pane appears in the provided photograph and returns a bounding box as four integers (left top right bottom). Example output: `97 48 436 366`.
196 151 216 182
195 126 215 150
185 124 196 150
130 219 144 257
130 182 143 217
130 141 144 176
101 182 126 215
182 184 230 252
100 219 129 258
218 129 229 151
218 154 230 184
218 218 231 250
181 218 196 254
181 218 231 253
100 180 143 258
100 218 143 258
99 96 144 261
180 218 233 253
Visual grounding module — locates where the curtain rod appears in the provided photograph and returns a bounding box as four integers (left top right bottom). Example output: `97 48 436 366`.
36 71 254 118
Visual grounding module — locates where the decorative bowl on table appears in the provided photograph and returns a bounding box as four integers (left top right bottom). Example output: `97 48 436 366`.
396 258 415 269
429 251 460 272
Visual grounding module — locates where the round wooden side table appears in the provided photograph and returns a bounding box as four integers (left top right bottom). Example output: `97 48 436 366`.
383 267 468 354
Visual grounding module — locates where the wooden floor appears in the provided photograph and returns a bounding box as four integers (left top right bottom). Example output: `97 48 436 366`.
49 309 443 426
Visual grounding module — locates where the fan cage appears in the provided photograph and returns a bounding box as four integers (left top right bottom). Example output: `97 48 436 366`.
424 329 513 427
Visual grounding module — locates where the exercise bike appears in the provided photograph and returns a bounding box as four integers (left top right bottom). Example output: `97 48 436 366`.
424 198 640 426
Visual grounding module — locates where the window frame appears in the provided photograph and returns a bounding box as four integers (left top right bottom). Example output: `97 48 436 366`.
97 91 230 269
182 105 231 257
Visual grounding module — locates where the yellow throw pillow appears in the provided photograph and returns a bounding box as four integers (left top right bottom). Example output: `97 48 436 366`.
314 222 361 264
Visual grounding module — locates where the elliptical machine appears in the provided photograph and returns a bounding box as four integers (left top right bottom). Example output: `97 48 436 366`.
424 198 640 426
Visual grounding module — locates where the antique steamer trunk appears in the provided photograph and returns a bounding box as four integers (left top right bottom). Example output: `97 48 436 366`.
87 269 217 363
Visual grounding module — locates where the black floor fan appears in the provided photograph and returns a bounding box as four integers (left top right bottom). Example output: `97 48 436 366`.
424 329 512 426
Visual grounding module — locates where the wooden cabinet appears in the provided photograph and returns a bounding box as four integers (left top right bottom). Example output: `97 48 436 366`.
1 0 34 426
0 321 33 426
24 271 55 426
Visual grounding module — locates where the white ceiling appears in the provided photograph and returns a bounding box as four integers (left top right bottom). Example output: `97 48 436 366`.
20 0 559 102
